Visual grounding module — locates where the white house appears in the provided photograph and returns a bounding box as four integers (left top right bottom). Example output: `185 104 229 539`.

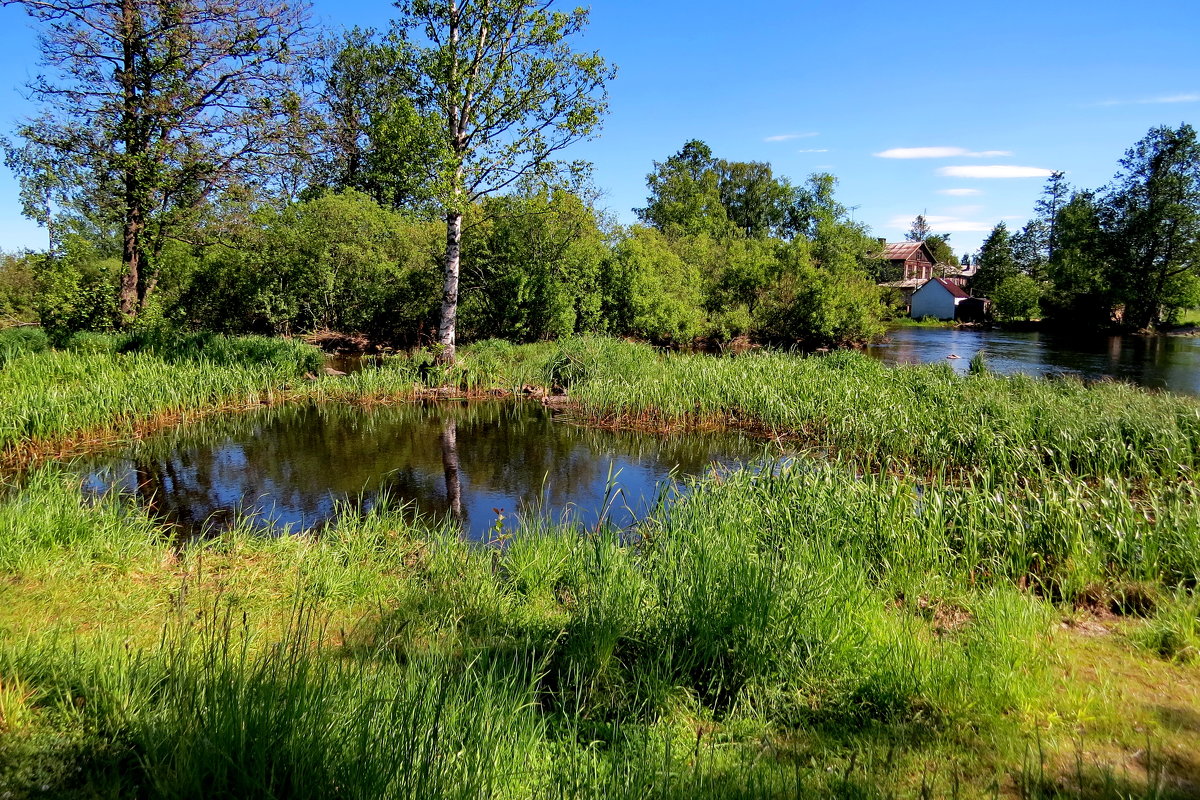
910 277 970 320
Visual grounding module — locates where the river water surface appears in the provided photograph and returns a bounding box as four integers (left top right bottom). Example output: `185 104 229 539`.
76 401 765 540
864 326 1200 396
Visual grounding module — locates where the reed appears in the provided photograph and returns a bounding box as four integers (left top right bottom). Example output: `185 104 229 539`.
0 334 1197 797
457 338 1200 482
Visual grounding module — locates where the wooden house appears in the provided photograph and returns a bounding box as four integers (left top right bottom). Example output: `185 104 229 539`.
876 240 975 313
883 241 939 283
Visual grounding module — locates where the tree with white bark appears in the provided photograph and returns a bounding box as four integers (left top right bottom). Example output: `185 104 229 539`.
393 0 614 362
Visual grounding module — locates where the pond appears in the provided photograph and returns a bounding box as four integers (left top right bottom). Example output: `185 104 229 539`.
74 401 767 540
864 326 1200 396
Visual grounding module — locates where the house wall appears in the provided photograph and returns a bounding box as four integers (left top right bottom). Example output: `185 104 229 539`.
911 284 959 320
903 250 935 281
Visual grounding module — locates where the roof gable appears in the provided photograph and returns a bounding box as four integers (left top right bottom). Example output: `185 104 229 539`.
916 277 969 299
882 241 938 263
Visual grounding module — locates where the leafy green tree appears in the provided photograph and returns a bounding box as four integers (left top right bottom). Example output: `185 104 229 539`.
175 190 441 340
636 140 731 238
639 141 803 240
1011 220 1049 280
603 227 706 343
755 237 885 346
1043 191 1114 326
393 0 615 362
460 189 606 341
700 236 778 317
904 215 958 268
0 252 38 323
990 274 1043 320
715 160 798 239
973 222 1019 296
1103 123 1200 329
33 235 122 343
315 27 443 212
905 215 933 242
1035 170 1070 261
753 176 885 345
4 0 316 324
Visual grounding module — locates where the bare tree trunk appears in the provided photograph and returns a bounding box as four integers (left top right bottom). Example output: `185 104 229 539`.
117 0 142 326
437 210 463 363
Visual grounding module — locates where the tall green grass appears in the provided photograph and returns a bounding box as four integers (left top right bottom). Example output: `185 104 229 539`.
0 465 1069 798
0 332 428 459
457 338 1200 482
0 327 48 368
1 334 1197 797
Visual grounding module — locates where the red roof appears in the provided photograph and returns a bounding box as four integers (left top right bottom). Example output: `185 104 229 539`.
926 277 969 299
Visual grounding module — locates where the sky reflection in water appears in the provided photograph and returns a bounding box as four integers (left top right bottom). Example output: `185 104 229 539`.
76 401 767 540
865 327 1200 397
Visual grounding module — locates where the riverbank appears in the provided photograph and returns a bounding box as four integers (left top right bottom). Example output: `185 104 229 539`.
1 334 1198 798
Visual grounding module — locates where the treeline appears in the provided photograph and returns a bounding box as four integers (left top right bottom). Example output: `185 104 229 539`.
1 0 897 350
4 140 892 348
5 0 1196 345
972 123 1200 329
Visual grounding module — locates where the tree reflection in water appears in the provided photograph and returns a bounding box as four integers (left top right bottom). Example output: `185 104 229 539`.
77 401 764 540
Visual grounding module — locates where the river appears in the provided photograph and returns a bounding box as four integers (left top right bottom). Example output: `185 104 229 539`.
863 326 1200 397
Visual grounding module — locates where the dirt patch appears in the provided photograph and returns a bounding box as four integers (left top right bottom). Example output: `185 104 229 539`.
894 594 972 635
303 329 381 354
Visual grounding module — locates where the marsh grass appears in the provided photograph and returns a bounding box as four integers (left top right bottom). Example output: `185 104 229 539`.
6 460 1191 797
456 338 1200 482
0 335 1198 797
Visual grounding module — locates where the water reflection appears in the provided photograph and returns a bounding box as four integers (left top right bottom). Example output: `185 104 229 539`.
864 327 1200 396
74 401 763 540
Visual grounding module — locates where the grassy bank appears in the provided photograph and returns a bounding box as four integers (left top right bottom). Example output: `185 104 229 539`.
455 337 1200 482
0 333 1198 797
0 328 442 467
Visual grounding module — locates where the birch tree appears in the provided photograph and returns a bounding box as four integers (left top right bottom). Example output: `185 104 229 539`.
394 0 614 362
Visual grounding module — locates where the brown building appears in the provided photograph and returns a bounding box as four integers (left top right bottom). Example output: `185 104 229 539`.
883 241 939 283
876 240 977 314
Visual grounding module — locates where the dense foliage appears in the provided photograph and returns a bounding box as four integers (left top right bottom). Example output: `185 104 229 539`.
977 124 1200 330
9 139 889 347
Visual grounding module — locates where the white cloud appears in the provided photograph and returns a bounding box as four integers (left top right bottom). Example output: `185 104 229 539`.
874 146 1011 159
938 188 983 196
937 165 1053 179
796 148 829 153
1145 93 1200 104
886 214 995 233
764 132 818 142
1092 93 1199 107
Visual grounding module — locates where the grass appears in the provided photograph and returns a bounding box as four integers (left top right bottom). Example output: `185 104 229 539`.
453 337 1200 483
889 316 959 328
0 333 1198 797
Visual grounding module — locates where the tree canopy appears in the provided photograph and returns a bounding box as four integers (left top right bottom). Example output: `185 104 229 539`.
3 0 316 323
392 0 615 362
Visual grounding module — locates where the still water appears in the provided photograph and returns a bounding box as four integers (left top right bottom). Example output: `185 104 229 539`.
76 401 764 540
864 326 1200 396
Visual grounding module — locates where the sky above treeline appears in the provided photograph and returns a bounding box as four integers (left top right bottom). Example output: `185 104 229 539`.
0 0 1197 256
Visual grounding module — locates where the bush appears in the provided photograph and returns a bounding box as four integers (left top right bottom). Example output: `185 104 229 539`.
0 326 49 366
991 274 1043 321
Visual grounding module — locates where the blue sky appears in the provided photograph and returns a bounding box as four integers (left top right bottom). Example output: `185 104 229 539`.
1 0 1197 255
